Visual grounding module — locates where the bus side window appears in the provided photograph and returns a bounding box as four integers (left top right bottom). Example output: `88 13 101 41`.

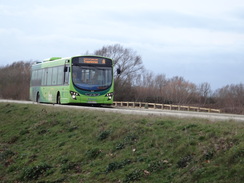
57 66 64 85
52 67 58 85
47 68 52 85
42 69 47 86
37 69 42 86
31 70 35 86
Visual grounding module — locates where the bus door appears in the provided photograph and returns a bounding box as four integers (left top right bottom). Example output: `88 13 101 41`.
64 65 70 85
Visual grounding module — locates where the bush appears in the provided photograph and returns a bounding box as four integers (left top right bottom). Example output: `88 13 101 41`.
20 163 52 181
97 130 110 141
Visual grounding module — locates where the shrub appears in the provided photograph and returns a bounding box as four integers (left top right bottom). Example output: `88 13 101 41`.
20 163 52 181
97 130 110 141
124 169 142 182
85 148 101 159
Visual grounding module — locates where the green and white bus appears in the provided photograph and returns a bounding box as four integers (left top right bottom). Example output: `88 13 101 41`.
30 55 115 105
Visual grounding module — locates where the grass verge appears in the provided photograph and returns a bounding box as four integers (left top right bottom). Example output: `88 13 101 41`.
0 103 243 182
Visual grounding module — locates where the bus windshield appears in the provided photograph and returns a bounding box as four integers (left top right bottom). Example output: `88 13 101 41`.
72 66 112 91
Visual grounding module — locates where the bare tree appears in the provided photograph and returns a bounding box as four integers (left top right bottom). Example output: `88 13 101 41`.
134 70 156 102
165 76 198 104
198 82 212 105
214 84 244 114
0 61 32 100
94 44 144 80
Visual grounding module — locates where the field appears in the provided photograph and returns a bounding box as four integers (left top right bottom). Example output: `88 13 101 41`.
0 103 243 182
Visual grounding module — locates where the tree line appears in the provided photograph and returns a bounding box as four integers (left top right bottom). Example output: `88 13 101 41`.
0 44 243 114
0 61 31 100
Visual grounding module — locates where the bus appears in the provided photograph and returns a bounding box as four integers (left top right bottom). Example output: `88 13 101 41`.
30 55 116 105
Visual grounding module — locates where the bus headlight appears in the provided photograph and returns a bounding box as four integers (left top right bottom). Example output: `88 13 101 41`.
105 92 113 100
70 91 80 99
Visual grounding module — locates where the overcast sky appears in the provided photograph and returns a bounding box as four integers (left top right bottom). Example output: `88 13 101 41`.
1 0 244 90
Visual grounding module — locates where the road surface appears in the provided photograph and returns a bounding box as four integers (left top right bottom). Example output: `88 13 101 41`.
1 99 244 122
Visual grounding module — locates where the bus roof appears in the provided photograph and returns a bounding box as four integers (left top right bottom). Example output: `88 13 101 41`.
43 57 62 62
35 55 113 65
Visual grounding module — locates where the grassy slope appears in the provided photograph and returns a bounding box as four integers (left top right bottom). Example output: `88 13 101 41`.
0 103 243 183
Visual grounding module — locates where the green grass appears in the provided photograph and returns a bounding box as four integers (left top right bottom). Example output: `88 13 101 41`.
0 103 243 183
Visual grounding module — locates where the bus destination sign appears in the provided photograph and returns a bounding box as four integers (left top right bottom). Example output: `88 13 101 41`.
72 56 112 66
84 58 99 64
80 58 106 64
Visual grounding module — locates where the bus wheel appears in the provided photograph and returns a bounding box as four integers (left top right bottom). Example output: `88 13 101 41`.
36 92 40 103
57 93 61 104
